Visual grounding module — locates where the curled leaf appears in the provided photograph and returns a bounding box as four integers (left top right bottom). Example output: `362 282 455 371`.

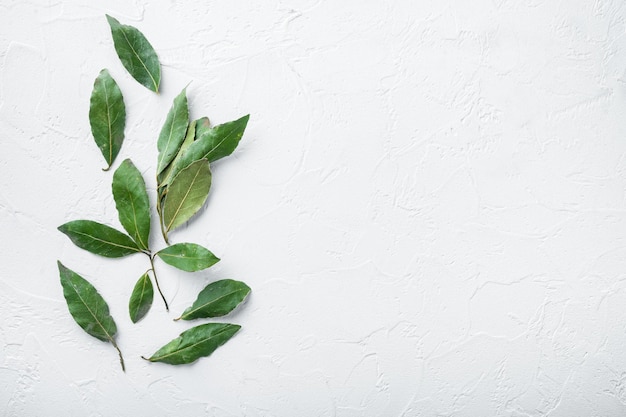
58 261 125 371
129 271 154 323
176 279 251 321
144 323 240 365
112 159 151 250
106 15 161 92
89 69 126 170
156 243 219 272
58 220 141 258
193 117 211 140
162 159 211 235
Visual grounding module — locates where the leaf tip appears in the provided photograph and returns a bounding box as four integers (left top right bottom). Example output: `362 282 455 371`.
105 14 117 26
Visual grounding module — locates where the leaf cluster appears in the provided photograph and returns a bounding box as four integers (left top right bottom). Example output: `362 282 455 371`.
57 16 252 370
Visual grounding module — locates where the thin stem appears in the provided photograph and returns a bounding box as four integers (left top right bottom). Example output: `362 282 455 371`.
159 220 169 245
156 190 170 245
148 254 169 311
111 339 125 372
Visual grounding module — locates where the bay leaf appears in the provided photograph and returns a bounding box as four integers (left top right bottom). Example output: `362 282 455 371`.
164 115 248 184
156 88 189 176
106 15 161 93
112 159 151 250
144 323 240 365
128 271 153 323
176 279 250 321
156 243 220 272
58 261 125 371
89 69 126 170
58 220 141 258
162 159 211 234
196 114 249 163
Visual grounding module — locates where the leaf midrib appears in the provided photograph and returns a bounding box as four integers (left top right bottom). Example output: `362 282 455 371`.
159 252 214 261
103 77 113 165
151 326 235 361
72 229 140 253
182 289 245 319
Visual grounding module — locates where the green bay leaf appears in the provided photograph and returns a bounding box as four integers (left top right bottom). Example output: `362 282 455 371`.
106 15 161 93
89 69 126 170
176 279 250 321
162 159 211 235
58 261 125 371
144 323 240 365
58 220 141 258
156 243 219 272
156 88 189 175
198 114 249 163
112 159 151 250
128 271 154 323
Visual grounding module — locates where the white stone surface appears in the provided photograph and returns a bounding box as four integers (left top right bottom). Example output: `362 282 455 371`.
2 1 626 415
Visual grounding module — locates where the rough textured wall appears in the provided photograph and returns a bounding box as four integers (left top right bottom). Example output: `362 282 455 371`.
2 1 626 416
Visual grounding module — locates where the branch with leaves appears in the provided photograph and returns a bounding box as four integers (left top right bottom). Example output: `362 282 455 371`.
57 15 251 370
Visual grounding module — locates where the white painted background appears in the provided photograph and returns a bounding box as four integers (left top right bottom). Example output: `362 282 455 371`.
2 1 626 416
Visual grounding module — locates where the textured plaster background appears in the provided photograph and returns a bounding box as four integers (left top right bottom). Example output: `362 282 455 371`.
2 1 626 416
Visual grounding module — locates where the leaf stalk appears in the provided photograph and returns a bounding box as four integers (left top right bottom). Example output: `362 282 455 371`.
147 253 169 311
111 338 126 372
